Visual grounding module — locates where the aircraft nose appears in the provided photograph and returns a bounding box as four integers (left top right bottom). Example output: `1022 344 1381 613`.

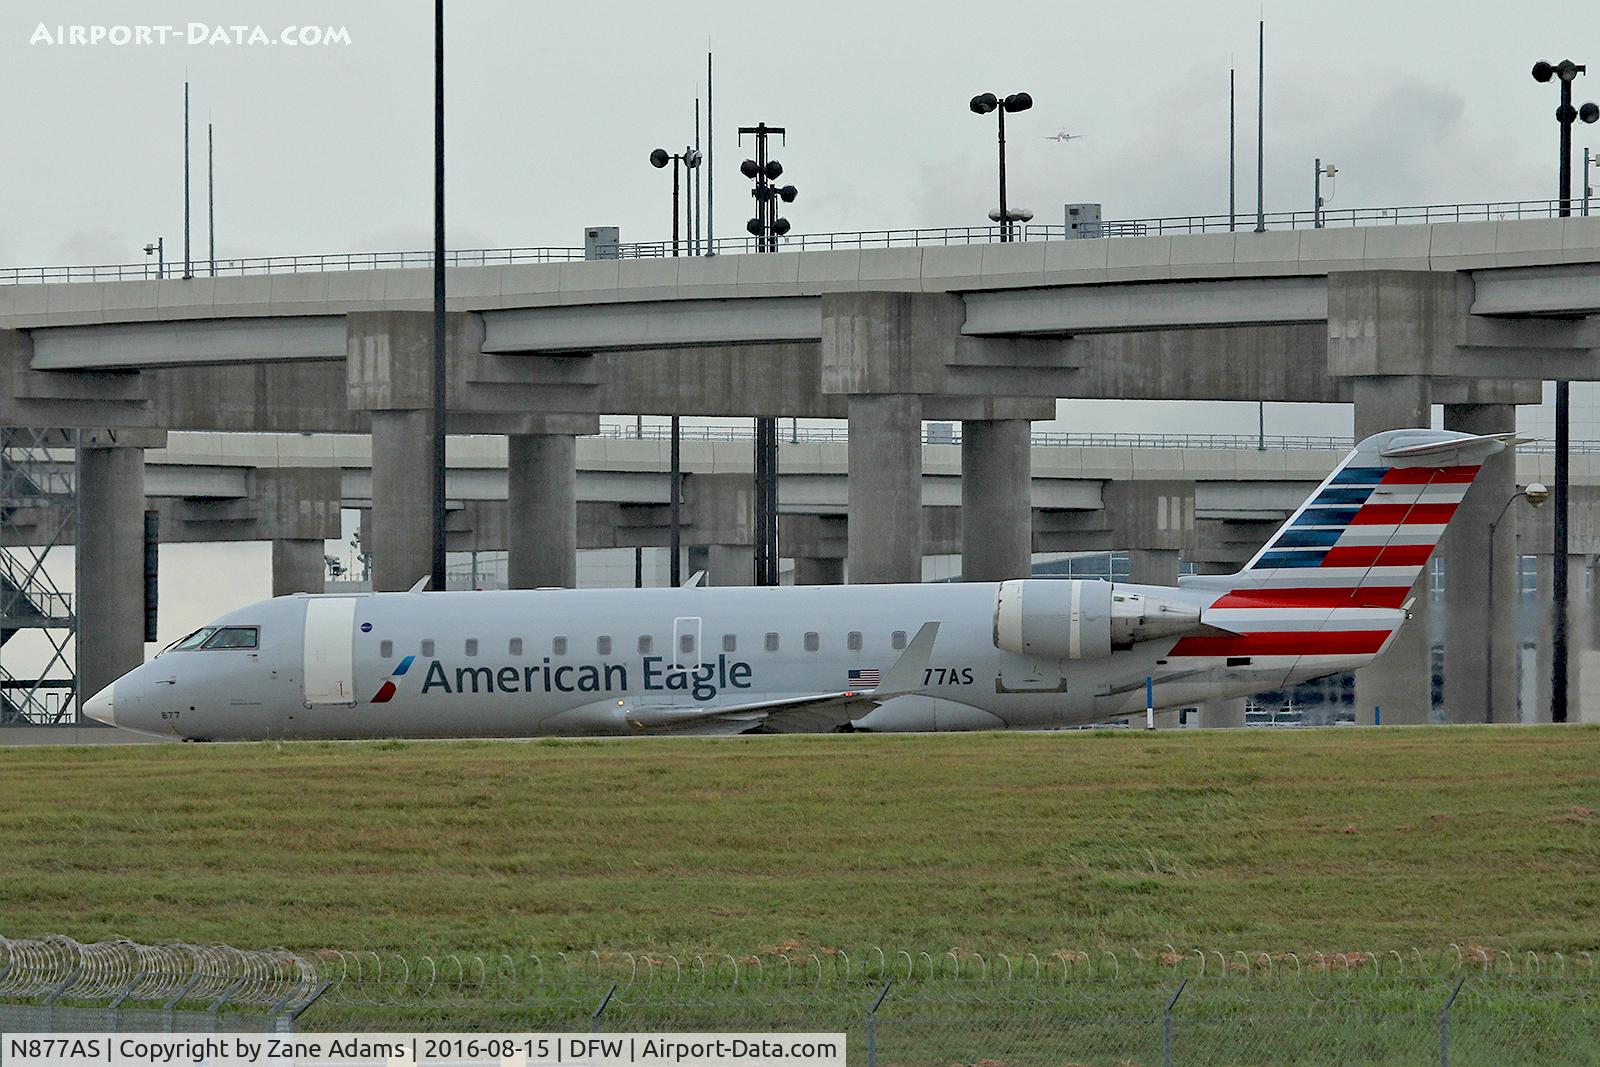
83 684 116 726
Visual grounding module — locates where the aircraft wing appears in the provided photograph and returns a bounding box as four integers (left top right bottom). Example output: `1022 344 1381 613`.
622 622 941 733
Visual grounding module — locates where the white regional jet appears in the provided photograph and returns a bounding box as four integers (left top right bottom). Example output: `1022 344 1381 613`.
84 428 1508 741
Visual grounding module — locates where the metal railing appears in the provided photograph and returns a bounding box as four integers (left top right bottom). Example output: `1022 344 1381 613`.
4 198 1590 285
595 424 1587 454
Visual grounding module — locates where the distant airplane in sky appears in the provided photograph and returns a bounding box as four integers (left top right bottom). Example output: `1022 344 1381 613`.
1042 128 1084 142
84 429 1511 740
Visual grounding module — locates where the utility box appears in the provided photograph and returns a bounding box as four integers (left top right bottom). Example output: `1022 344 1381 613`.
584 226 620 260
1064 203 1102 239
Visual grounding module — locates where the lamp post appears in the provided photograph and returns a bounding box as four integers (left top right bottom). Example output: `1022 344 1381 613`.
142 239 165 280
739 123 797 586
1313 159 1337 227
1485 482 1549 723
1585 146 1594 215
650 146 702 587
969 91 1033 241
1531 58 1599 722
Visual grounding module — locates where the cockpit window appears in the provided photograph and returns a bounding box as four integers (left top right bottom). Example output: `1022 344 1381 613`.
200 626 259 650
165 627 216 653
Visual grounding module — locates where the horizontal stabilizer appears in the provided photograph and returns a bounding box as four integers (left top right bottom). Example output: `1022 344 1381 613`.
1379 431 1514 461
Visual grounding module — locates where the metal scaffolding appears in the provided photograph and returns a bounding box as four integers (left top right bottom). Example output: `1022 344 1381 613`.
0 429 78 723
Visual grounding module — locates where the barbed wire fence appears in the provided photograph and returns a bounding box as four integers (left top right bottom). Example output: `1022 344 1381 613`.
4 936 1599 1064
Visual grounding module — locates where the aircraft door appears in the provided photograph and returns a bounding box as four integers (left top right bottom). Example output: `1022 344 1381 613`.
303 597 358 706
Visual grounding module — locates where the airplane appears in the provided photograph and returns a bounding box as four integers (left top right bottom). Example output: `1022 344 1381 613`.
83 428 1509 741
1042 129 1084 143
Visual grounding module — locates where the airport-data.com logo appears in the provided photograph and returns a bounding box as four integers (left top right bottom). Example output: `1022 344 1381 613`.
30 22 353 48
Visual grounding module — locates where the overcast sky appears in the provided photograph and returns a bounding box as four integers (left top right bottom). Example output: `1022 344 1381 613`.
5 1 1597 645
4 0 1584 267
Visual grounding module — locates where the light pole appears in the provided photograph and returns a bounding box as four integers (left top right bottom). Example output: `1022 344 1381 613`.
1531 58 1599 723
650 146 702 587
1585 146 1594 215
1313 159 1337 227
143 239 165 280
969 91 1033 241
1485 482 1548 723
739 124 798 586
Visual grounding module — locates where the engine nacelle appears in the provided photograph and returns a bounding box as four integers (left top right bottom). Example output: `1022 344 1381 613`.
993 579 1206 660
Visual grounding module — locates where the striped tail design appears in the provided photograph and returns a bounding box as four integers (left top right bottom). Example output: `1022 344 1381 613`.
1170 428 1513 666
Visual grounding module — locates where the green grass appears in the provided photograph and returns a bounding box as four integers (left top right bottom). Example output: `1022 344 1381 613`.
2 726 1599 959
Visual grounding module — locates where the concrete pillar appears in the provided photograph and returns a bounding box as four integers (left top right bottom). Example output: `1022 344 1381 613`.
1198 697 1247 728
507 433 577 589
1127 549 1181 586
960 419 1032 582
369 409 436 592
77 443 146 700
706 544 755 587
795 556 844 586
1441 404 1517 723
847 394 923 584
1353 375 1433 725
271 539 326 596
1536 555 1589 724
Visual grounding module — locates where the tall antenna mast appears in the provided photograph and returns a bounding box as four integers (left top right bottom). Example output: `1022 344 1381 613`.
1254 19 1265 232
183 81 193 277
706 48 714 254
207 119 215 275
1229 65 1236 232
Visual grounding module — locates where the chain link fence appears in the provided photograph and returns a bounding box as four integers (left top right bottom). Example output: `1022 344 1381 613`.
5 936 1600 1064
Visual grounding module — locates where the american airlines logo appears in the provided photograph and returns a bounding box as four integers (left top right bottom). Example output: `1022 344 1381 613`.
372 654 757 704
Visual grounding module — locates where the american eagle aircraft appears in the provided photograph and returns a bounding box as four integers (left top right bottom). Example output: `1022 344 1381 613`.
85 428 1507 740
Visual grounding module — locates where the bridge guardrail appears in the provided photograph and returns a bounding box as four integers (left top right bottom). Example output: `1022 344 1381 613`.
3 198 1591 285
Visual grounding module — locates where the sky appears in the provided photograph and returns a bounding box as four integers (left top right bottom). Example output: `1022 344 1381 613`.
4 0 1599 655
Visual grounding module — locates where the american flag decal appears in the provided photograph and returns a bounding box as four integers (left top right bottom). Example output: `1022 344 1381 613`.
848 668 881 688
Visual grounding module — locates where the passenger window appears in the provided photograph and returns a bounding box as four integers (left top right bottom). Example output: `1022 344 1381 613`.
597 636 612 655
638 635 653 654
201 626 259 650
764 632 779 652
380 640 393 658
723 634 737 653
509 638 523 656
891 630 907 650
465 638 479 657
804 632 820 652
680 632 695 655
553 636 568 656
847 631 862 652
421 639 435 657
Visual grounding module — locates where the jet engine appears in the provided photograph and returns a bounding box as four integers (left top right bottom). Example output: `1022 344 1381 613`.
992 579 1207 660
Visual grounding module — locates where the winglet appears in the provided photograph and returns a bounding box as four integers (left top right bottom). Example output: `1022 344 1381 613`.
874 621 940 696
407 575 432 593
683 570 707 588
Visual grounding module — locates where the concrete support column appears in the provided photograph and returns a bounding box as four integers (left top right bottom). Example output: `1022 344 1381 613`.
271 539 327 596
1353 375 1433 725
960 419 1033 582
1536 555 1590 724
369 409 436 592
77 444 147 700
1127 549 1181 586
1198 697 1247 729
847 394 923 584
1441 404 1517 724
507 433 577 589
795 557 844 586
706 544 755 588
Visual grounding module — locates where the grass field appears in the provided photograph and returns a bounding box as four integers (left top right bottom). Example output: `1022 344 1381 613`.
2 726 1598 959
